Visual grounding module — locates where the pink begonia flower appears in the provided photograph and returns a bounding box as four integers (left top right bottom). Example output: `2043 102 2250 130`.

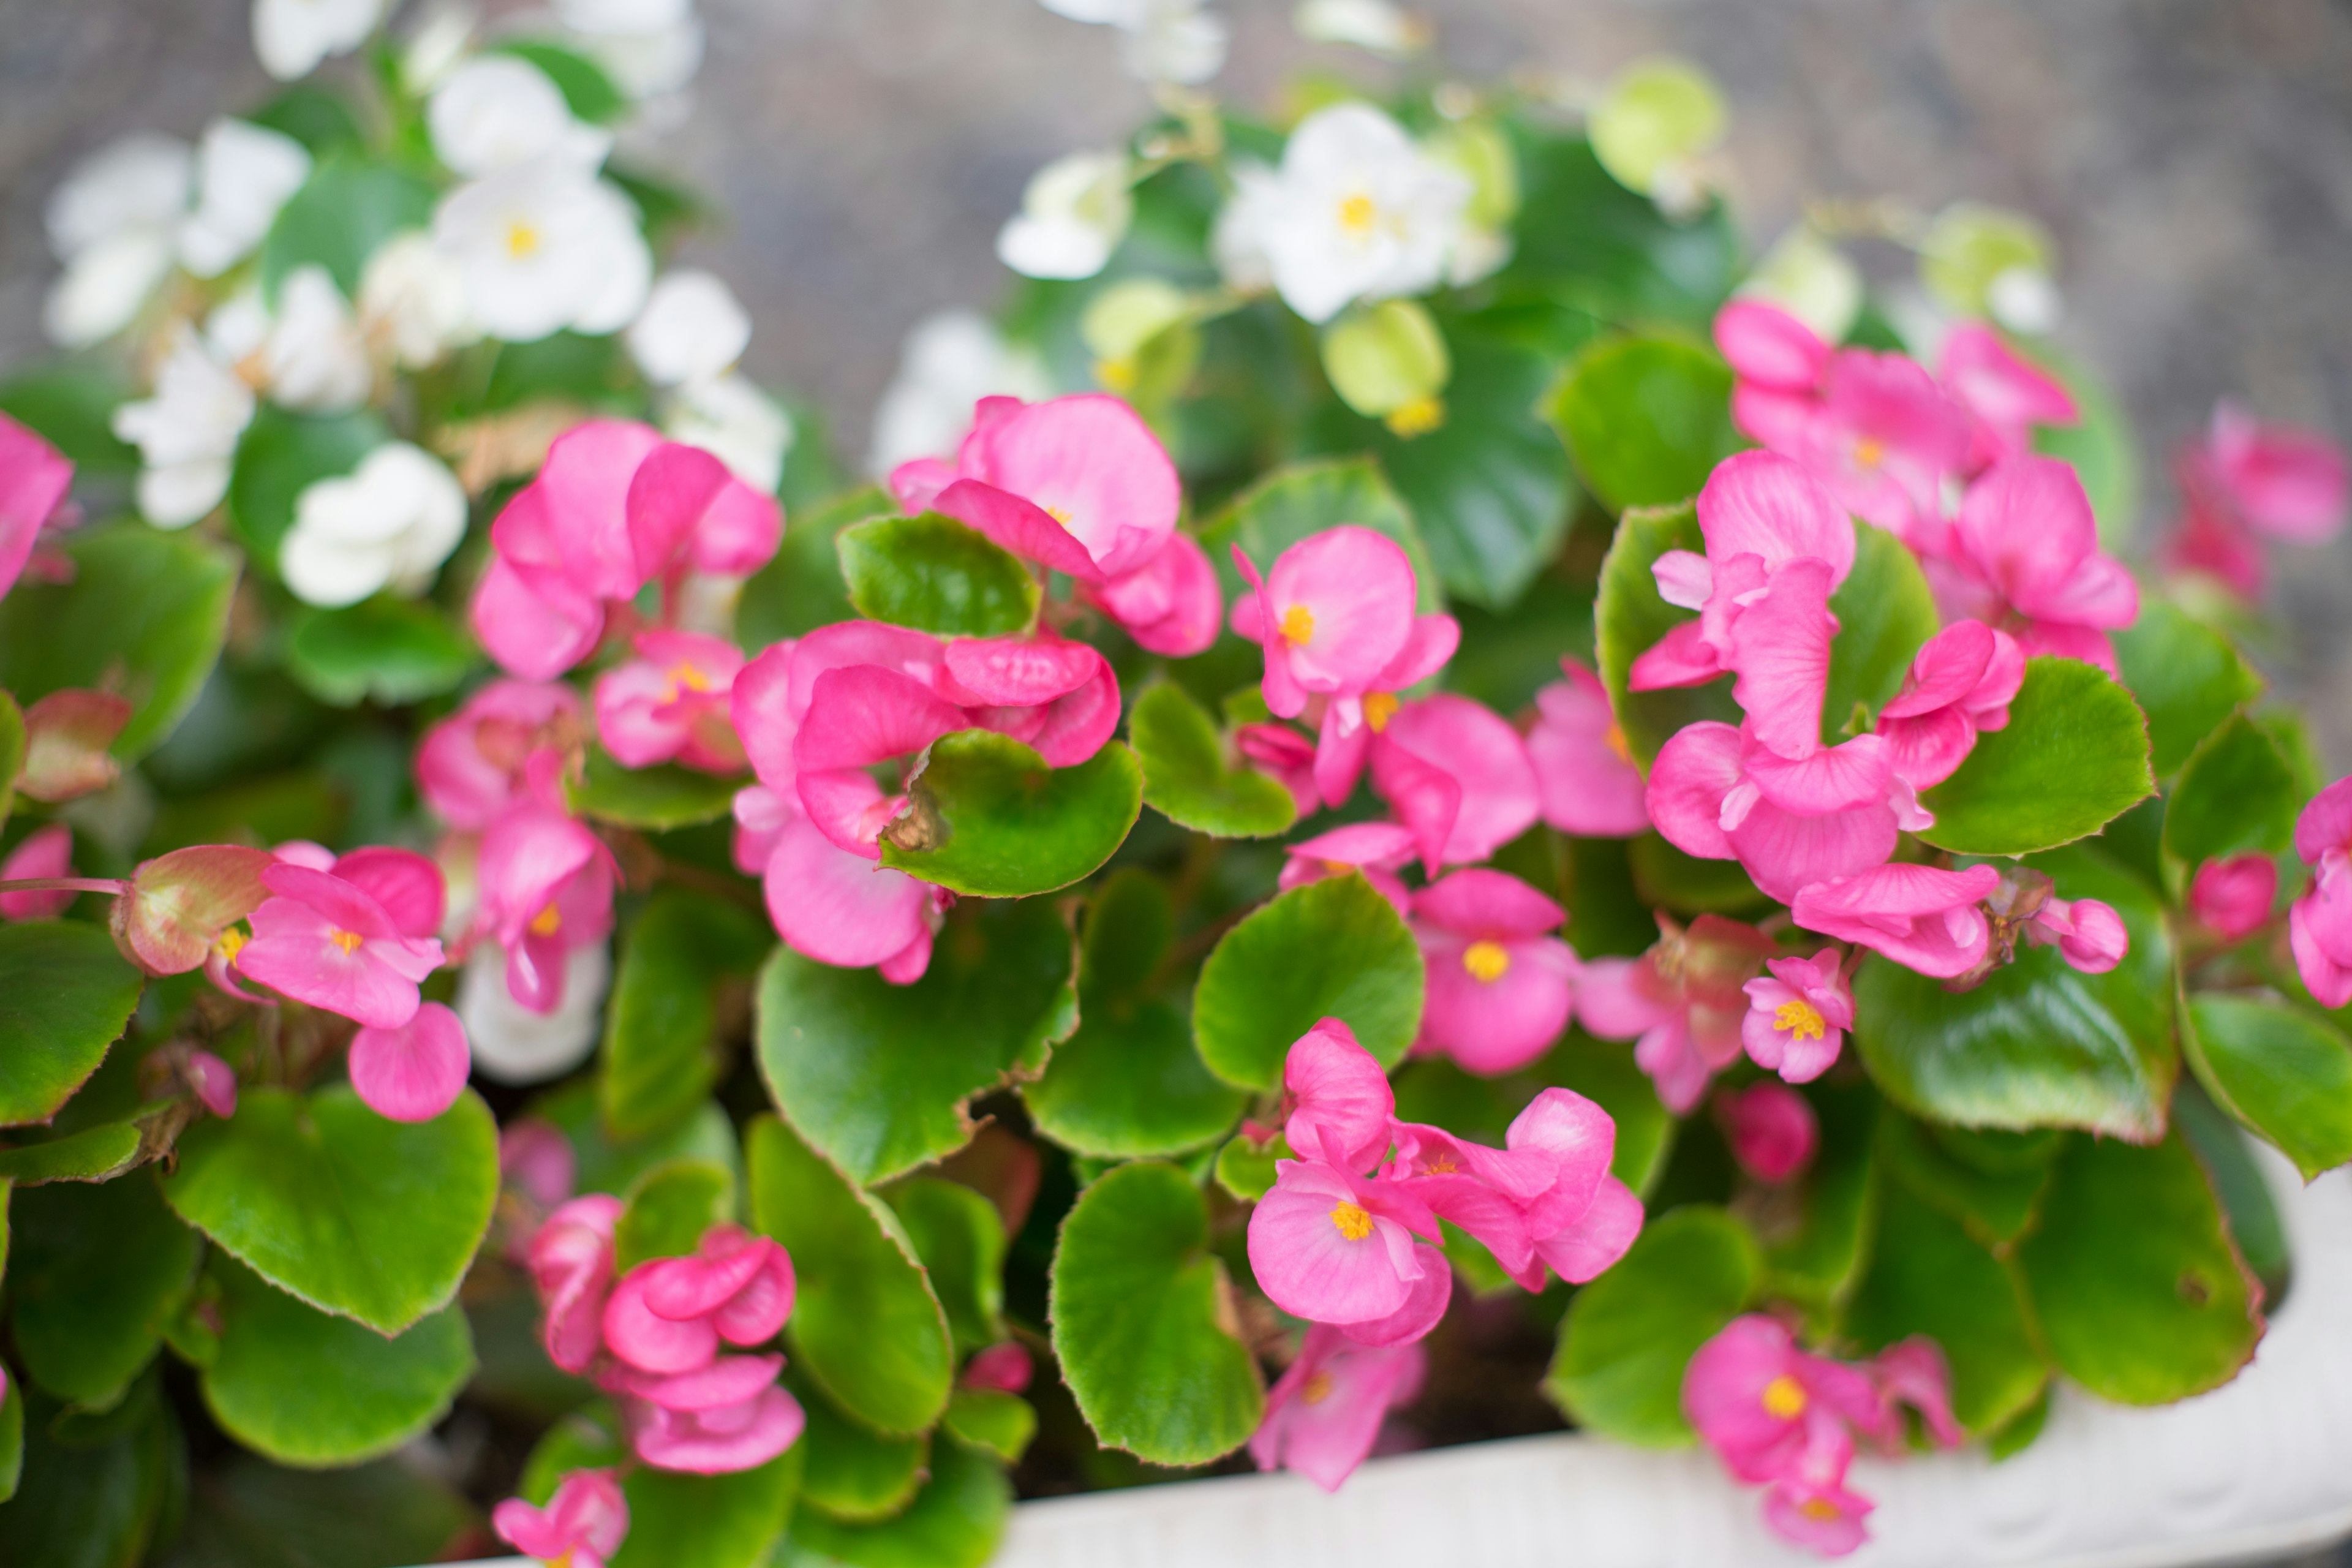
1874 619 2024 789
963 1341 1034 1394
623 1369 805 1474
0 823 77 921
2190 853 2278 942
1409 870 1579 1076
1579 916 1778 1114
1306 614 1462 809
1931 456 2139 673
599 1227 804 1474
186 1049 238 1118
1370 694 1539 872
528 1194 624 1373
637 1226 796 1349
594 630 747 774
1762 1472 1875 1559
1278 823 1417 918
1281 1017 1396 1172
0 411 73 605
1937 323 2078 473
1792 350 1971 548
913 393 1180 581
477 778 618 1014
1790 862 2001 980
1229 526 1419 722
233 853 447 1028
1717 1082 1819 1183
1684 1315 1885 1557
729 622 942 808
416 679 583 831
1528 660 1649 837
2024 894 2128 974
1247 1156 1440 1327
1083 529 1223 657
1237 722 1321 815
2290 777 2352 1006
763 813 948 984
500 1118 578 1212
348 1001 472 1123
1715 300 1831 453
2186 401 2350 546
493 1468 630 1568
937 632 1121 767
1249 1324 1428 1493
1741 949 1855 1084
1870 1338 1966 1449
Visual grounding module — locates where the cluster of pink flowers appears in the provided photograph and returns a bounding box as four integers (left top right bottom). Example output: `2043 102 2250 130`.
2164 401 2350 598
1684 1314 1962 1555
494 1468 630 1568
1243 1020 1643 1488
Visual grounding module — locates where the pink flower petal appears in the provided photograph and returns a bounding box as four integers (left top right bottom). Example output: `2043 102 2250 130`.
1531 1173 1643 1284
763 816 935 969
1715 300 1830 391
0 823 76 921
934 478 1103 583
963 393 1178 579
604 1266 722 1375
792 664 967 773
628 1383 804 1474
1087 530 1222 657
349 1002 472 1123
1282 1018 1396 1172
1698 451 1856 588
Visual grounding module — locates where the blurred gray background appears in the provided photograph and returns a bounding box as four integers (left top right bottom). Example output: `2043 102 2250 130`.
2 0 2350 764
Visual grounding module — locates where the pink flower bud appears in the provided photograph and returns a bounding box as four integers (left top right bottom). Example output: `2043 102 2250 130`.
2189 854 2278 941
1717 1083 1819 1184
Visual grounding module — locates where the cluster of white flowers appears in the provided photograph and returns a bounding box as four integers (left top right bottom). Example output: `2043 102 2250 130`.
628 269 793 491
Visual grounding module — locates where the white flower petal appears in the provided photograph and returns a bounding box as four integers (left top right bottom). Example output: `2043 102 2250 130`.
429 55 609 179
628 269 752 386
46 133 192 261
281 523 396 608
867 309 1052 477
43 231 177 348
459 940 610 1085
178 118 312 279
253 0 385 81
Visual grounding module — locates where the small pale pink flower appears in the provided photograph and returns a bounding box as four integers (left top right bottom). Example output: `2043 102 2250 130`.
416 680 583 831
1740 948 1854 1084
2190 853 2277 942
1578 916 1778 1114
1874 619 2024 789
233 854 447 1028
1248 1324 1428 1493
1790 862 2001 980
1278 823 1417 917
186 1049 238 1118
1932 456 2139 673
528 1194 624 1373
1870 1338 1965 1449
2025 894 2128 974
348 1001 472 1123
493 1468 630 1568
0 823 76 921
1937 323 2078 472
1369 693 1539 872
1231 526 1419 722
500 1118 578 1212
594 630 747 773
2187 401 2349 546
1527 660 1649 837
1281 1017 1396 1172
0 411 72 605
1409 870 1579 1076
963 1341 1033 1393
1717 1082 1819 1183
1762 1475 1874 1558
1246 1157 1439 1327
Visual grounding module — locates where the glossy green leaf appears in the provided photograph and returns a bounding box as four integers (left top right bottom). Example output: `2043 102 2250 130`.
0 1121 145 1186
884 1177 1005 1356
838 513 1040 638
2111 600 2262 777
2173 1079 2291 1298
491 40 628 122
261 156 437 300
1822 521 1939 738
794 1369 929 1525
880 732 1140 898
1548 334 1741 514
2162 714 2298 880
942 1389 1035 1464
1049 1160 1262 1464
1501 128 1740 327
2183 994 2352 1180
1193 874 1424 1091
2016 1132 2262 1404
746 1116 954 1436
283 598 475 708
226 404 389 565
200 1257 473 1468
0 524 238 759
739 486 890 648
0 1374 18 1505
1593 500 1738 764
0 363 138 472
1872 1114 2051 1248
164 1085 499 1335
154 1456 478 1568
533 1079 742 1198
1760 1082 1877 1313
1917 658 2154 855
0 922 143 1127
1546 1205 1758 1447
614 1158 736 1273
758 897 1076 1185
10 1172 197 1408
474 331 631 415
785 1433 1009 1568
0 1381 176 1568
1853 846 2176 1140
1212 1128 1284 1202
601 889 772 1142
1130 682 1295 839
567 746 742 829
1199 457 1445 616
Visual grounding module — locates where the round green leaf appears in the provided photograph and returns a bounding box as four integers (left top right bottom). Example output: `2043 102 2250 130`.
2015 1132 2262 1404
2162 714 2298 878
162 1085 499 1335
1593 500 1738 764
883 1178 1005 1357
880 733 1142 898
2184 994 2352 1181
284 599 476 709
1199 457 1446 616
794 1369 929 1525
1821 521 1939 738
2112 601 2262 778
1548 334 1741 514
200 1257 474 1468
10 1172 198 1408
838 514 1040 638
600 889 772 1142
1545 1205 1758 1447
0 922 143 1127
1130 682 1295 839
567 746 742 829
1917 657 2155 856
745 1116 954 1436
260 156 437 300
0 364 140 473
0 1378 175 1567
1872 1113 2051 1248
0 1121 145 1186
785 1432 1009 1568
758 897 1076 1186
1499 127 1741 328
1193 874 1424 1091
1047 1160 1263 1465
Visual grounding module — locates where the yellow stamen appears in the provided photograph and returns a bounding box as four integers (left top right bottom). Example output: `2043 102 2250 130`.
1774 999 1828 1042
1046 505 1075 529
1384 396 1446 439
1279 604 1316 646
504 219 543 260
1463 940 1511 983
1301 1370 1335 1406
1363 690 1399 733
529 902 564 938
329 928 364 955
1422 1151 1460 1176
1322 859 1353 875
1603 722 1635 767
215 927 247 965
1329 1200 1374 1240
1094 358 1136 393
1762 1374 1809 1420
1852 436 1885 471
668 661 712 695
1338 192 1378 235
1799 1498 1841 1523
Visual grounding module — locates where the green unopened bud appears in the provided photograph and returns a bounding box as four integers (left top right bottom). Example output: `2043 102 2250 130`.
1425 118 1519 232
1920 203 2060 331
1740 226 1863 344
1082 278 1197 403
1589 55 1726 202
1322 299 1451 435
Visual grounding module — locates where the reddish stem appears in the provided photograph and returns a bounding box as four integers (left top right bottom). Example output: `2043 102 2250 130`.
0 876 127 897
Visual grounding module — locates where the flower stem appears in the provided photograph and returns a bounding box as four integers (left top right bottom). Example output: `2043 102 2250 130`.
0 876 128 897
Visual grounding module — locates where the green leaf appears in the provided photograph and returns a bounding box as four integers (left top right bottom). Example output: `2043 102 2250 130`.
794 1369 929 1524
785 1433 1009 1568
883 1177 1006 1357
2183 994 2352 1181
1760 1082 1877 1314
1872 1114 2051 1248
0 1374 19 1504
246 85 366 154
1193 875 1424 1091
475 331 631 414
199 1256 473 1468
880 732 1142 899
614 1158 737 1273
567 746 741 829
2111 600 2263 778
1501 128 1740 328
1199 457 1445 616
1025 870 1250 1158
745 1117 954 1436
226 403 390 566
1842 1176 2047 1435
1917 658 2155 855
758 897 1076 1185
9 1172 197 1408
2162 714 2297 881
837 514 1040 638
261 156 437 300
0 363 139 472
600 889 772 1142
1822 522 1939 738
0 691 20 824
1593 500 1738 764
1048 1160 1262 1464
489 40 629 123
0 1122 145 1186
1852 846 2177 1140
1545 1205 1758 1447
2030 350 2139 549
942 1389 1034 1464
153 1457 479 1568
0 524 238 759
0 923 143 1127
283 598 476 708
739 486 890 648
1627 832 1768 916
1212 1129 1284 1202
0 1380 176 1568
2173 1079 2290 1297
532 1078 742 1198
163 1085 499 1335
1129 682 1295 839
2015 1132 2262 1404
1548 334 1741 514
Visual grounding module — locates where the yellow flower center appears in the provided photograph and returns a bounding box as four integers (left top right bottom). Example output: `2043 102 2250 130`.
1774 999 1827 1042
1762 1374 1809 1420
1363 690 1399 733
504 219 543 260
1463 940 1512 983
1301 1370 1335 1406
1338 192 1378 235
1852 436 1885 471
1279 604 1316 646
214 927 247 965
666 660 712 699
1094 357 1136 393
1329 1200 1374 1240
529 902 564 938
1603 722 1635 766
1799 1498 1841 1523
1046 505 1075 529
329 928 364 956
1384 396 1446 439
1422 1151 1459 1175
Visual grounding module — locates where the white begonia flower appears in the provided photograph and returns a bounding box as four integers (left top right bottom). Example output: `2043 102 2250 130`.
178 118 312 279
997 152 1134 282
112 328 257 530
459 939 611 1085
42 134 194 349
666 372 792 493
628 270 752 387
1123 0 1229 84
279 441 469 608
1210 160 1281 295
1251 102 1472 325
253 266 374 412
400 0 476 93
868 309 1054 478
358 231 476 368
428 55 612 179
253 0 385 81
433 156 653 342
1294 0 1430 57
554 0 706 99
